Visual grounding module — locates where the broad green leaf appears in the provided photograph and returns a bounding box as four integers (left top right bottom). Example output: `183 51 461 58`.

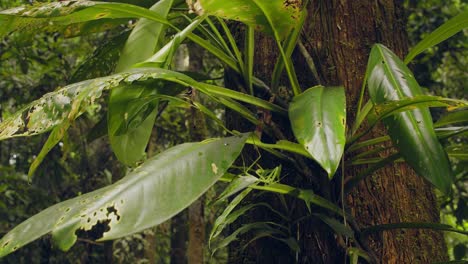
367 44 453 194
108 84 160 166
435 108 468 127
109 0 173 166
115 0 173 72
404 9 468 64
188 0 303 39
0 1 169 39
289 86 346 178
0 134 248 257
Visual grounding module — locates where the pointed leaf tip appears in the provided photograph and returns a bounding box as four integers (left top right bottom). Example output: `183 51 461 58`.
289 86 346 178
367 44 453 194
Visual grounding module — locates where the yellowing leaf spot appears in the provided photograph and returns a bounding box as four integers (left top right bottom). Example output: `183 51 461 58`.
211 163 218 174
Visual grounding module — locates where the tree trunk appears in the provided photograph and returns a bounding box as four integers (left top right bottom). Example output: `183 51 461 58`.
227 0 448 263
187 43 207 264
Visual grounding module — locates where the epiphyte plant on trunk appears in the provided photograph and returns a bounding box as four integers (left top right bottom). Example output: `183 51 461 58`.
0 0 467 261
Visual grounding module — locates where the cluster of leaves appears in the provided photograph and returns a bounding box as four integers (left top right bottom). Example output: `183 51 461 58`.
0 0 466 262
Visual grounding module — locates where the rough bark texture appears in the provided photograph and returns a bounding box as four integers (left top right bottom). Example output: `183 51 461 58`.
187 43 207 264
227 0 448 263
299 1 447 263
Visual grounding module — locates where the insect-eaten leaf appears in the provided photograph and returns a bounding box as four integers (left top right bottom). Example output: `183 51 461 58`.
188 0 304 40
367 44 453 194
0 68 190 142
0 134 248 258
289 86 346 178
0 1 168 39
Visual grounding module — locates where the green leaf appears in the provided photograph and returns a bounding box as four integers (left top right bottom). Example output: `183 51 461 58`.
435 108 468 127
0 1 169 39
211 222 287 254
361 222 468 237
109 0 173 166
367 44 453 194
0 134 248 257
289 86 346 178
71 30 130 82
28 121 70 178
446 145 468 161
404 9 468 64
0 68 177 141
314 214 354 238
188 0 303 39
115 0 173 72
210 188 252 244
367 95 467 125
138 16 206 68
217 174 259 201
0 68 280 141
107 84 159 166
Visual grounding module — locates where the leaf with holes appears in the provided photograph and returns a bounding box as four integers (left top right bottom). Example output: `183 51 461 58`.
108 0 174 166
0 1 168 39
188 0 303 40
289 86 346 178
367 44 453 194
0 134 248 257
0 68 185 141
0 68 280 142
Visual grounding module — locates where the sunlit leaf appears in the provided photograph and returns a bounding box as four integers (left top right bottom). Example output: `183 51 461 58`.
0 134 248 257
188 0 303 39
404 9 468 64
0 1 169 39
289 86 346 178
367 44 453 194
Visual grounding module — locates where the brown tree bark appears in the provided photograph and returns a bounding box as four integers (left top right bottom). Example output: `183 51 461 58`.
187 43 207 264
227 0 448 263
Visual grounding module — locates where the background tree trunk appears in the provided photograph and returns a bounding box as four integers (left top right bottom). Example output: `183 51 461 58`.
187 43 207 264
227 0 448 263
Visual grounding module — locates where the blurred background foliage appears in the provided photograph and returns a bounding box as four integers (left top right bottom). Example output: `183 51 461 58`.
0 0 466 262
405 0 467 261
